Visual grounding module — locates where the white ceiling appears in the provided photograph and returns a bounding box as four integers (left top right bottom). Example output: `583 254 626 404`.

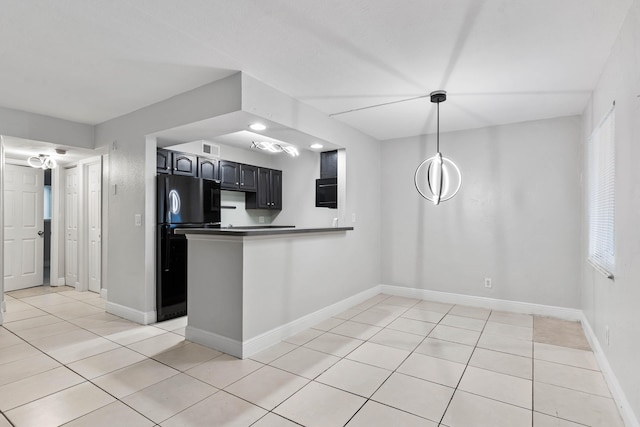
0 0 632 141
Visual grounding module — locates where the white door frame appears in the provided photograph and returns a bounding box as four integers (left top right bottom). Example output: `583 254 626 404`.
76 156 102 292
0 138 5 321
49 166 64 286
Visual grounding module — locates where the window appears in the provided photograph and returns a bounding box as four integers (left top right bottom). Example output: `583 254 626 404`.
587 104 615 278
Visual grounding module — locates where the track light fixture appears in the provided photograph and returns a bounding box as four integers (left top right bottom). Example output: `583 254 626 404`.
27 154 57 170
251 141 299 157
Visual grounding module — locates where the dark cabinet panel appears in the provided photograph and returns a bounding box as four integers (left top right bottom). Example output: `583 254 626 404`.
157 149 172 175
246 168 282 210
198 157 219 181
219 160 240 190
239 164 257 192
173 152 197 177
320 150 338 178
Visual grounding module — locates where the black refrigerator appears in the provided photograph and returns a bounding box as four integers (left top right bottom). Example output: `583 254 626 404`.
157 175 221 321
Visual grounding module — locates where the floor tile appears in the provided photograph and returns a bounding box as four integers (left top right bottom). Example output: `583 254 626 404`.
20 293 75 308
534 359 611 397
458 365 532 409
477 332 532 357
126 331 185 357
402 307 446 323
303 331 363 357
382 296 421 308
311 316 345 331
3 299 34 313
92 359 179 398
440 314 486 331
270 346 340 379
61 400 155 427
100 324 167 345
67 312 126 329
0 414 10 427
122 373 217 423
1 314 64 332
2 307 48 323
413 300 453 313
58 290 100 301
82 297 107 309
534 342 599 370
161 390 266 427
534 381 623 426
274 381 366 427
371 372 453 422
4 382 115 427
0 353 61 386
346 400 437 426
315 358 391 397
333 308 363 320
449 304 491 320
0 366 85 411
428 324 480 346
37 332 120 365
386 317 436 336
251 412 300 427
469 347 532 379
283 328 324 345
533 411 585 426
441 390 532 427
154 316 188 331
346 341 410 370
350 308 398 327
484 321 533 341
533 317 591 350
186 353 263 389
489 311 533 328
413 337 474 364
152 341 221 371
250 341 297 364
398 352 466 388
42 301 105 320
329 320 382 340
0 331 24 350
13 320 81 341
171 326 186 336
0 342 42 365
368 327 424 351
224 365 308 410
67 346 147 379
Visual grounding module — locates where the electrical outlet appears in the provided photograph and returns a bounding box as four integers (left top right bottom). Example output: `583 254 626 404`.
605 325 610 346
134 214 142 227
484 278 492 288
259 216 265 224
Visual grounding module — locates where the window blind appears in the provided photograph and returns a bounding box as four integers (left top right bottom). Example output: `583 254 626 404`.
587 104 615 279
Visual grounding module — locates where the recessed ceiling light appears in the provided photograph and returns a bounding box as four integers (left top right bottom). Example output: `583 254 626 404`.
249 123 266 131
310 143 323 150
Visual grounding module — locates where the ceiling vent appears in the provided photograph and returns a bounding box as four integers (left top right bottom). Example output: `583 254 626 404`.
201 141 220 158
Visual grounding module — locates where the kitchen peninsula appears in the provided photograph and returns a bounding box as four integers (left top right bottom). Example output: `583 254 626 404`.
175 226 354 358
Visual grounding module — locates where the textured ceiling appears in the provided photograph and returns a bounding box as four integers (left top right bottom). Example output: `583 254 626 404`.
0 0 632 141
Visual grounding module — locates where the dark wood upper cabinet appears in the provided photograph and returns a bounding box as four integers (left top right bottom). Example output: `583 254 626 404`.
239 164 257 192
320 150 338 178
157 149 172 174
197 157 219 181
219 160 240 189
246 168 282 210
172 152 197 177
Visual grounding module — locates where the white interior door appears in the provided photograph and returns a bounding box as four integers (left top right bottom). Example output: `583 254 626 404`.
87 162 101 293
65 167 79 288
3 164 44 291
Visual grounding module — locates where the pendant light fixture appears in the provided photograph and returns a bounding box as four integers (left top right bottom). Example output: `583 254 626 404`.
27 154 57 170
414 90 462 205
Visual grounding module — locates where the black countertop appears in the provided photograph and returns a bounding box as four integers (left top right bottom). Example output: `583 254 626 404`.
175 226 354 237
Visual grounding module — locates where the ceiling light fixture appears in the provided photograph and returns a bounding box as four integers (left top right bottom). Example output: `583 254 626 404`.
249 123 266 131
414 90 462 205
310 143 324 150
27 154 57 170
251 141 299 157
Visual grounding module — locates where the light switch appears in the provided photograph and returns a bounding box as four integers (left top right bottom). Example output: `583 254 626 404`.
112 184 117 195
134 214 142 226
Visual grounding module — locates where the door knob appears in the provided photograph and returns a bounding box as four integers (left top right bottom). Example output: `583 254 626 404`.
37 231 44 237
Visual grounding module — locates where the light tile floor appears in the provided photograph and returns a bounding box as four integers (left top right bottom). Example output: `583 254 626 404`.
0 287 626 426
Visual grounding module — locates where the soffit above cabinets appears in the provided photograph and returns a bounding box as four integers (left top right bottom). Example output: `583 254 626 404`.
0 0 633 140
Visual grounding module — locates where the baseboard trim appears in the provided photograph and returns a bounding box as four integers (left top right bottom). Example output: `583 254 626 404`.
241 285 383 358
50 277 66 287
186 326 243 358
581 314 639 427
379 284 583 320
105 301 156 325
100 289 108 300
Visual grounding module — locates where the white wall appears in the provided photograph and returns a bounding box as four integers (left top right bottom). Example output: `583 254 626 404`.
381 116 582 308
581 0 640 422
